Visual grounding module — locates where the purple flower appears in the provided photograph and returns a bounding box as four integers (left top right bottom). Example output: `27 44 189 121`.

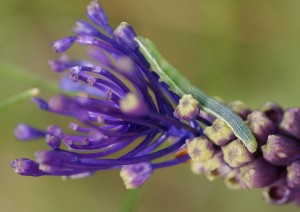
12 0 202 189
11 0 300 206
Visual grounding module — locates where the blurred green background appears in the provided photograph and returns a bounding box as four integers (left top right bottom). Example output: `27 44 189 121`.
1 0 300 211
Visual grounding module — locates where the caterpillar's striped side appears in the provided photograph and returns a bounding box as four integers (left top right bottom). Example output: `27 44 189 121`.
135 36 257 153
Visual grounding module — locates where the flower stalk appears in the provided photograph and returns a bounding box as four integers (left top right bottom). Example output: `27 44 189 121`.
0 88 39 111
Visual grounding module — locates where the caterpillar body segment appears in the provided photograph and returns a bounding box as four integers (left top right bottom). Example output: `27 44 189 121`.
135 36 257 153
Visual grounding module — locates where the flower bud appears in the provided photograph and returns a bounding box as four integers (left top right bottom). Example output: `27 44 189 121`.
240 158 278 188
201 152 231 181
224 169 241 190
114 22 138 51
52 36 76 53
247 111 276 145
86 0 109 28
259 101 283 126
186 136 214 162
10 159 44 177
120 162 153 189
280 108 300 140
204 118 235 146
228 100 251 120
287 161 300 188
222 139 256 168
14 124 45 141
262 135 300 166
263 184 291 205
174 94 200 121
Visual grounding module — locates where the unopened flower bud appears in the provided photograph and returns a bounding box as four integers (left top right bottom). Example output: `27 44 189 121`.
174 94 200 121
228 100 251 120
14 124 45 141
280 108 300 140
262 135 300 166
287 161 300 188
259 102 283 125
86 0 110 29
186 136 214 162
114 22 138 51
240 158 278 188
10 159 44 177
247 111 276 145
222 139 256 168
204 118 235 146
120 162 153 189
52 36 76 53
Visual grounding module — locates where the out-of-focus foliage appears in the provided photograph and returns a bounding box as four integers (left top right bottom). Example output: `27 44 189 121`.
1 0 300 211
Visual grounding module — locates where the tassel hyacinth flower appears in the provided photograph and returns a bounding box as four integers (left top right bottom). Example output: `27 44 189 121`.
11 0 300 205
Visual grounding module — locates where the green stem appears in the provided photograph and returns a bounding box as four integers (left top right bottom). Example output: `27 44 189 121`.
0 60 62 93
119 188 143 212
0 88 40 111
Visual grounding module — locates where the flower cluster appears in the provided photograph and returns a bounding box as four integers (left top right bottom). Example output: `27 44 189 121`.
11 0 300 205
12 0 199 188
191 101 300 205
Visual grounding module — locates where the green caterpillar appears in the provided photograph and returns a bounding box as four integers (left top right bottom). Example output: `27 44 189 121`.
135 36 257 153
